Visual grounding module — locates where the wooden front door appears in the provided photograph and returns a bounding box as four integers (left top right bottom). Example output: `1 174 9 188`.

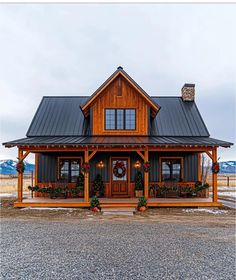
111 157 129 197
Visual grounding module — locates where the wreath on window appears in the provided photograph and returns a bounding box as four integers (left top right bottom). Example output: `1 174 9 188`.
212 162 220 174
113 161 126 178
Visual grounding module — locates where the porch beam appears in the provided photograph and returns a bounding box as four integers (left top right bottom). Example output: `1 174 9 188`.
19 146 218 153
84 150 89 203
144 149 149 199
136 150 145 160
21 150 30 161
17 149 23 202
212 147 218 203
88 150 97 161
205 150 213 160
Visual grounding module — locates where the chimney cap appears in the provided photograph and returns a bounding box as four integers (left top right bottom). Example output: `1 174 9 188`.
117 66 123 70
182 83 195 88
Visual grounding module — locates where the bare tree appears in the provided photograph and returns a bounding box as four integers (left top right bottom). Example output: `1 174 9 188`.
201 154 211 184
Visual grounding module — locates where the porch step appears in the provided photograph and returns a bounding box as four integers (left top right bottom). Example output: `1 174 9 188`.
102 207 136 216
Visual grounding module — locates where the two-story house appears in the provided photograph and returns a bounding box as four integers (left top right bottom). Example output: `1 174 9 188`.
3 67 232 208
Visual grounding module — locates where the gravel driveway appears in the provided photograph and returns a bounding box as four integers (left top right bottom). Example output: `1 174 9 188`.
1 216 235 280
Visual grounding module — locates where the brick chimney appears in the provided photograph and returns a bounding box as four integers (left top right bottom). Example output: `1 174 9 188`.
181 83 195 101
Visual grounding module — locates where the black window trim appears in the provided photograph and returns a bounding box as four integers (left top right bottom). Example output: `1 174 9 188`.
58 157 82 183
104 108 136 130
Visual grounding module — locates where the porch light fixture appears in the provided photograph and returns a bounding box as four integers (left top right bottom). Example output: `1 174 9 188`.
97 161 104 169
134 160 141 169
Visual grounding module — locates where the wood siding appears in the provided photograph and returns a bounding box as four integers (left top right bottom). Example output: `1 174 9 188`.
91 75 149 135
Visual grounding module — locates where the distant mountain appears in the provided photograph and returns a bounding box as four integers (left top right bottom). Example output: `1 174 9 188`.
219 161 236 174
0 159 35 175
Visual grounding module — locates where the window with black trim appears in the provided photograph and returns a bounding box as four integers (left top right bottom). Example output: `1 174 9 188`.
59 158 80 183
105 109 136 130
161 158 182 182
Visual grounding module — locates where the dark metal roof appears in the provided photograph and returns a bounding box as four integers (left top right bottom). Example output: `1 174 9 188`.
3 136 233 148
26 96 209 137
26 96 89 137
151 97 210 137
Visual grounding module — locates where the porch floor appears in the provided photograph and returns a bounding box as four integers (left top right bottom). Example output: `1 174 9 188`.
14 195 222 208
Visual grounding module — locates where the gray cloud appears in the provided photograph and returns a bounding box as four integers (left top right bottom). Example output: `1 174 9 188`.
0 4 235 162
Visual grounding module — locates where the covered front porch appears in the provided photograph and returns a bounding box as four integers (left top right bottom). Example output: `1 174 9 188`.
5 136 227 208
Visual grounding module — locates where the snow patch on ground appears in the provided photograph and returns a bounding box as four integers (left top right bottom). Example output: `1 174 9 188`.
218 192 236 198
21 207 77 211
183 209 228 215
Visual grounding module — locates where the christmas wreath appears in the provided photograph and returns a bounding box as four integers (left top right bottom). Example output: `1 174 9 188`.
212 162 220 174
143 161 151 173
16 159 25 173
113 161 126 178
82 162 90 173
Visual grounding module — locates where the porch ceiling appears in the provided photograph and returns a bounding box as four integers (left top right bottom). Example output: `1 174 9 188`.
3 136 233 148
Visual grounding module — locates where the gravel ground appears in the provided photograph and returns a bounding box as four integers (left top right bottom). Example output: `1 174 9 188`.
1 216 235 280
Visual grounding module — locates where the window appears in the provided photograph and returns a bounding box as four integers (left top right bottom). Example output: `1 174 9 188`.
105 109 136 130
59 158 81 183
161 158 182 182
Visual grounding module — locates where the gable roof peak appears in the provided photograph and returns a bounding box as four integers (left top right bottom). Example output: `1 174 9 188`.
82 67 160 117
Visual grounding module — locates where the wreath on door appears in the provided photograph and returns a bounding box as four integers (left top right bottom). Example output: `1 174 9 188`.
113 161 126 178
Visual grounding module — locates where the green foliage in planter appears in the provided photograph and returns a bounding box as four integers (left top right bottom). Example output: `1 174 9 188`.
28 185 39 192
76 173 84 192
90 196 100 208
93 174 104 196
193 181 210 194
135 171 144 191
137 196 147 207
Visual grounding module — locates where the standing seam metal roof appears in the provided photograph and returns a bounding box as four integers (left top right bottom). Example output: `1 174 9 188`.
26 96 210 137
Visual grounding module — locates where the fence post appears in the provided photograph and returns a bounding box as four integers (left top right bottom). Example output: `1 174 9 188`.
227 176 229 187
31 170 34 187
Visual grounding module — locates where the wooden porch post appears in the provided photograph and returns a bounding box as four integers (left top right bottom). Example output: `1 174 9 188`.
35 153 38 185
212 147 218 203
84 150 89 203
17 148 23 202
144 148 149 199
198 153 201 181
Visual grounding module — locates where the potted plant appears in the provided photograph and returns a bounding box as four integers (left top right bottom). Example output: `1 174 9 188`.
76 173 84 197
90 196 100 212
137 196 147 212
93 174 104 197
134 171 144 197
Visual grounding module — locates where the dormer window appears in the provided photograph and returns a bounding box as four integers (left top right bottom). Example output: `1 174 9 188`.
105 109 136 130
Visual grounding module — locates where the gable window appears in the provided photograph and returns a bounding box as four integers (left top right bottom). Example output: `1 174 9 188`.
59 158 81 183
161 158 183 182
105 109 136 130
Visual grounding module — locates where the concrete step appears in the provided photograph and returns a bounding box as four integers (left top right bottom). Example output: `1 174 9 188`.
102 207 136 216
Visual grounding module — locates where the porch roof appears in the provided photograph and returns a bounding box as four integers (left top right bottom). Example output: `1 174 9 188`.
3 136 233 148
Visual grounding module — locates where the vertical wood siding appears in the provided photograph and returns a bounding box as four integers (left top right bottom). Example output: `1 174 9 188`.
92 75 149 135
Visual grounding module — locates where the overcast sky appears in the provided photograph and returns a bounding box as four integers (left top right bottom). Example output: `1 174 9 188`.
0 4 235 163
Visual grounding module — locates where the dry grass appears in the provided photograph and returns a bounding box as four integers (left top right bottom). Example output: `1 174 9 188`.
0 178 33 193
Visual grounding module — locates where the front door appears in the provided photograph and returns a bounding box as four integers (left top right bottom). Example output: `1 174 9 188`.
111 157 129 197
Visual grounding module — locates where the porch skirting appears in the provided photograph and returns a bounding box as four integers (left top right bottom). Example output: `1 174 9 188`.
14 197 222 208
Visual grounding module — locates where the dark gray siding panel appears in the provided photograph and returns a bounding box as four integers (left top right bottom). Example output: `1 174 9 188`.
38 153 57 183
37 151 198 184
184 153 198 181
